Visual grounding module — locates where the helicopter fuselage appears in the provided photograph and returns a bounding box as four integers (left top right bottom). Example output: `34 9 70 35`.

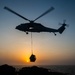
16 22 58 34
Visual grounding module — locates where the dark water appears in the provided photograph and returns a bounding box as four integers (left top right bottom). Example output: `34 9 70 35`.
14 65 75 75
40 65 75 75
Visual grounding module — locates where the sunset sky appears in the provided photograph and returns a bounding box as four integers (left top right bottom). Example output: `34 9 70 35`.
0 0 75 65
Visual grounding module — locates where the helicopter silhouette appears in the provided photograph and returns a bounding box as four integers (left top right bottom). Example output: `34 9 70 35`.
4 6 68 36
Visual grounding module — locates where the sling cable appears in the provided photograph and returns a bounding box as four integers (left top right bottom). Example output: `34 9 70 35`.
29 32 36 62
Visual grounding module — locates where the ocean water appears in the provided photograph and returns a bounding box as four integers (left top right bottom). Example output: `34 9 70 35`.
40 65 75 75
14 65 75 75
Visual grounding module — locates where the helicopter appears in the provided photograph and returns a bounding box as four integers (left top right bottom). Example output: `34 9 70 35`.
4 6 68 36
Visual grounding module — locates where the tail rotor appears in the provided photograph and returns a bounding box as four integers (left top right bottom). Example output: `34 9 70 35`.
59 20 69 27
58 20 69 34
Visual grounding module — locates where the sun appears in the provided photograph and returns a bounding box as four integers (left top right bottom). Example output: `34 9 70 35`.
26 59 30 63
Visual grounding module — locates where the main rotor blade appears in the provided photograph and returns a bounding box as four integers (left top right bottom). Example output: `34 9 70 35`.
4 6 30 21
34 7 54 21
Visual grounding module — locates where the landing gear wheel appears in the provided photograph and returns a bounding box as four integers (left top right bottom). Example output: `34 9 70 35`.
26 31 28 34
